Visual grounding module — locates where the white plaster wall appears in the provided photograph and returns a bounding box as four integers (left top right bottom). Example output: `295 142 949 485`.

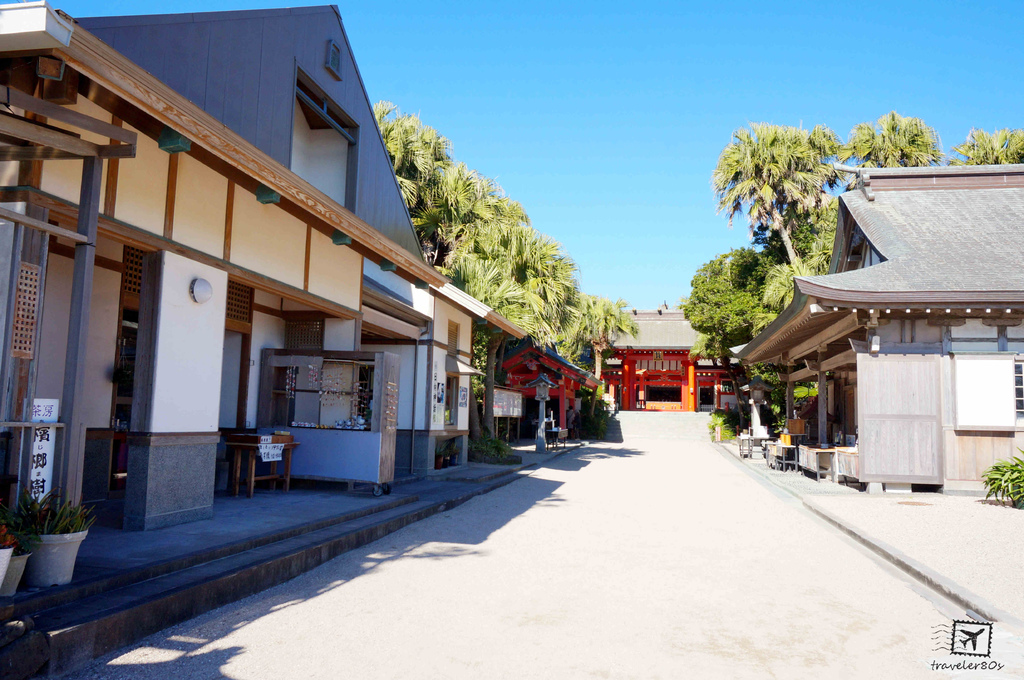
433 298 473 353
219 331 243 429
323 318 356 351
246 309 286 428
230 190 306 289
35 254 120 428
173 153 227 257
290 101 348 206
147 251 227 432
0 162 18 186
114 124 167 234
39 97 110 204
363 260 433 316
307 229 361 310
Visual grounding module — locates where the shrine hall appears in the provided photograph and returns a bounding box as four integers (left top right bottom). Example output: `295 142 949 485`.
601 306 737 412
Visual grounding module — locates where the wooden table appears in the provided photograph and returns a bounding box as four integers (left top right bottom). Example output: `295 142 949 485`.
767 442 797 471
224 435 300 499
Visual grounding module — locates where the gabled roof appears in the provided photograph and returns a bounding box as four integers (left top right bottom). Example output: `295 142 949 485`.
610 309 697 350
503 339 600 388
797 169 1024 305
78 6 425 261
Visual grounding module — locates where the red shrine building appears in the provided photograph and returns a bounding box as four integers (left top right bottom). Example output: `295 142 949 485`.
503 340 600 431
601 307 737 412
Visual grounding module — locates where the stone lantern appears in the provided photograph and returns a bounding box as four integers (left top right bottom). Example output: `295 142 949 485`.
527 374 558 453
742 376 772 435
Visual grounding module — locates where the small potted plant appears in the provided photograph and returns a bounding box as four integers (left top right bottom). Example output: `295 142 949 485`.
17 490 95 588
0 526 17 592
0 505 38 596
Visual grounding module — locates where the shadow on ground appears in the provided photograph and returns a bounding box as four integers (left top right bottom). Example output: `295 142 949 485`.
70 441 645 679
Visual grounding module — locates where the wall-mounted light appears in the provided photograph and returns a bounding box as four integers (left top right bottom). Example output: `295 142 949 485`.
190 278 213 304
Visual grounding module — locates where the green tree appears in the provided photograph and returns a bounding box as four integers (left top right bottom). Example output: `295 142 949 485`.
761 223 835 313
566 295 639 414
713 123 839 264
839 111 942 168
950 128 1024 165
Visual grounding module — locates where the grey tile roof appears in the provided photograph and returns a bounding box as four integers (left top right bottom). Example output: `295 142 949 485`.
797 187 1024 301
611 311 697 349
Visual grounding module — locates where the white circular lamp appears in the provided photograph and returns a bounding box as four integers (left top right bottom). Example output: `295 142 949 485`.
189 277 213 304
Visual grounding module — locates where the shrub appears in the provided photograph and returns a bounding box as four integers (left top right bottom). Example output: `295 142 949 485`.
15 489 95 535
708 409 740 441
469 435 521 465
581 405 608 440
982 454 1024 509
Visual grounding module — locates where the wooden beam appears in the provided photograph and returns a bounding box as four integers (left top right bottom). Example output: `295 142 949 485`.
0 113 134 158
2 85 137 145
253 303 284 319
821 349 857 372
303 223 311 291
788 313 862 363
223 181 234 261
362 306 420 340
0 204 87 243
163 152 178 239
104 117 121 215
789 367 816 382
48 236 122 273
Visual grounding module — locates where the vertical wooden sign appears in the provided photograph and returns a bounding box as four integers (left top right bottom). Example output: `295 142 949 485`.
30 399 59 499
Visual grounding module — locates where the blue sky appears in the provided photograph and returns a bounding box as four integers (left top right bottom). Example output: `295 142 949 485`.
60 1 1024 309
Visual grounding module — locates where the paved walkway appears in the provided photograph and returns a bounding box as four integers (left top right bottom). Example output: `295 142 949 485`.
68 415 1022 679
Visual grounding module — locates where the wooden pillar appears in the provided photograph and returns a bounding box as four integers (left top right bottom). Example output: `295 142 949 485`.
56 156 102 503
623 358 633 411
687 362 696 412
785 371 794 422
817 352 827 445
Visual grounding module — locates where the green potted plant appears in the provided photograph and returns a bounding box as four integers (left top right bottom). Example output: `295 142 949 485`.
0 505 38 596
0 526 17 594
17 490 95 588
982 454 1024 509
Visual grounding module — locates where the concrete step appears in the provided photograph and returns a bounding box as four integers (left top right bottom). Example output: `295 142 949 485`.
33 473 526 676
10 494 419 624
609 412 711 441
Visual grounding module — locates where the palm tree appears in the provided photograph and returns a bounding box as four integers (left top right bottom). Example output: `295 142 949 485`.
761 224 835 311
568 295 638 414
951 128 1024 165
839 111 942 168
713 123 839 264
373 101 451 211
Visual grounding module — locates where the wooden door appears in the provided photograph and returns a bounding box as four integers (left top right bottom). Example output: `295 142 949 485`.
857 353 942 484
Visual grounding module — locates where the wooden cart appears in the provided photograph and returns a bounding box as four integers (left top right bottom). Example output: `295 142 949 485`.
225 433 300 498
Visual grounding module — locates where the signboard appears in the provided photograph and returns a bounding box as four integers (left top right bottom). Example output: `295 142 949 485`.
458 386 468 409
432 363 445 425
258 435 284 462
29 398 58 500
653 351 663 360
493 389 523 418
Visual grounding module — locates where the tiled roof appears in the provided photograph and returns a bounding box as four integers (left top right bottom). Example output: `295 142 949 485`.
611 310 697 349
798 186 1024 302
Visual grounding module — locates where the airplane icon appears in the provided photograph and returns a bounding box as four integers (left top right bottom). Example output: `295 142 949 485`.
958 628 985 651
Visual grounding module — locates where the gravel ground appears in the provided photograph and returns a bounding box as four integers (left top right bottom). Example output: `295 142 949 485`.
811 493 1024 621
66 423 1022 679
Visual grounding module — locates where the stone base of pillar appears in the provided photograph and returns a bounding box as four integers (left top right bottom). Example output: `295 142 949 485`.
123 433 219 531
866 482 883 494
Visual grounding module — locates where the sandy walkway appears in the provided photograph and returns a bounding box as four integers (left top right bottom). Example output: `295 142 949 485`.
68 428 1022 679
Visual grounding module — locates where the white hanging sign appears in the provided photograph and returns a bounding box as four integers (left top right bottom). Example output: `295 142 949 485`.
258 435 284 462
29 398 59 500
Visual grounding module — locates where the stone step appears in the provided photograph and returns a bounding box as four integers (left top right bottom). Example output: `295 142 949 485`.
33 472 526 677
10 494 419 624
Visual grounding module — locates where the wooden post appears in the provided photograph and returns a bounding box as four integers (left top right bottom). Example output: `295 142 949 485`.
785 370 794 422
623 358 632 411
687 362 696 412
817 352 827 445
56 156 102 503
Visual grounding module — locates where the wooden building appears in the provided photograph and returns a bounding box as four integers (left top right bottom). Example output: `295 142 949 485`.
0 4 520 528
738 164 1024 493
601 307 736 412
503 340 600 434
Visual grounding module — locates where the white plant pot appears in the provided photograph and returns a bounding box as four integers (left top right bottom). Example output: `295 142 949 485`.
0 548 12 592
24 531 88 588
0 553 29 596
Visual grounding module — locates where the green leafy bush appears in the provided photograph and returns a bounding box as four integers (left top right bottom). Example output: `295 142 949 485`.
0 503 39 555
708 409 740 441
982 454 1024 509
581 406 608 440
469 434 512 459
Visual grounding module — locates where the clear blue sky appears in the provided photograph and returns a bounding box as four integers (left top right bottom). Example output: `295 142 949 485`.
61 0 1024 309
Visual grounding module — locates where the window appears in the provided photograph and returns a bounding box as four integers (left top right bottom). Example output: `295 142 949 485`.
445 375 459 425
721 380 734 394
447 321 459 357
291 75 357 208
1015 362 1024 421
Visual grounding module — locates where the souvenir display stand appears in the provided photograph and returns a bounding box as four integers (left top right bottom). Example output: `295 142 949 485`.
256 349 399 495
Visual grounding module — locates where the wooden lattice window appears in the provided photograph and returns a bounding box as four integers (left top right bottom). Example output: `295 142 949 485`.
226 281 254 325
285 320 324 350
122 246 144 296
11 262 40 359
447 321 459 356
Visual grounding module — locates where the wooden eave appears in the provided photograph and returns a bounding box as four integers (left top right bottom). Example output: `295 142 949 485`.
797 278 1024 307
54 29 446 289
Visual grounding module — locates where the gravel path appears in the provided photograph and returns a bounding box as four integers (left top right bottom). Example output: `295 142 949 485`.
811 493 1024 622
67 425 1021 679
